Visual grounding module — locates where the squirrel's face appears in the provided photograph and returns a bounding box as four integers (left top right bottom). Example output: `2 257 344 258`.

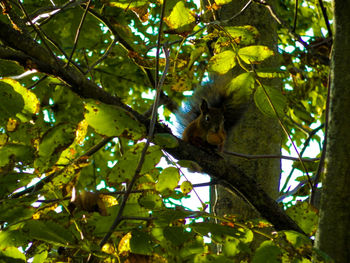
200 107 225 132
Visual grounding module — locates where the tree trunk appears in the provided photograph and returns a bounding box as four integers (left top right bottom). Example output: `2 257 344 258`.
211 0 282 224
314 1 350 262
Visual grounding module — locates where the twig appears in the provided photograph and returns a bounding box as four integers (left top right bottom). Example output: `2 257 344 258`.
252 68 313 191
310 72 330 205
317 0 332 38
222 0 253 23
99 0 169 248
253 0 308 49
86 8 155 87
121 216 154 221
39 27 85 74
277 178 313 203
280 124 324 193
292 0 299 33
16 0 59 66
66 0 91 68
224 150 319 162
84 38 117 75
28 75 48 90
10 136 114 199
29 0 87 26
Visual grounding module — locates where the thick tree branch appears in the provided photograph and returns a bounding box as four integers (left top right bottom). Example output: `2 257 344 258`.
0 20 305 235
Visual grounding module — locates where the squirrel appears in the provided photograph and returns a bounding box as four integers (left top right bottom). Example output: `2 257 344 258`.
177 84 248 151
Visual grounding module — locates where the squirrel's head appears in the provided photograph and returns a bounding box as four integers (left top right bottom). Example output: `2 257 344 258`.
199 99 225 133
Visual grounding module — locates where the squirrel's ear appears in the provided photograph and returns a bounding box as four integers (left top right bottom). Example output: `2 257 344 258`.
200 99 209 113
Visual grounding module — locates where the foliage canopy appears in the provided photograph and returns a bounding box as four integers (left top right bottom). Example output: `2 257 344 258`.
0 0 332 262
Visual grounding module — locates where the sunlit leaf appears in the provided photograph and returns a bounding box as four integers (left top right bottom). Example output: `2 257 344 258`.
208 50 236 74
180 181 193 195
286 202 318 235
226 72 255 103
34 123 76 171
225 25 259 45
252 240 282 263
238 45 274 64
1 78 40 122
109 0 148 9
0 247 26 263
156 167 180 193
0 81 24 123
0 228 28 249
215 0 233 5
164 1 196 31
32 251 48 263
85 100 146 140
109 144 163 184
256 70 289 78
283 230 312 248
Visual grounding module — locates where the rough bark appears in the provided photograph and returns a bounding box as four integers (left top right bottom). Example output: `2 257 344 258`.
211 0 282 224
314 1 350 262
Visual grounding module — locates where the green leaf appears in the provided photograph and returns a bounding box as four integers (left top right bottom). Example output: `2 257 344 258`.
191 222 252 243
164 1 196 31
130 230 153 255
282 230 312 248
0 59 24 77
256 70 289 78
138 191 163 209
0 81 24 123
0 172 35 198
109 0 148 9
34 123 76 171
0 200 34 223
225 25 259 45
208 50 236 74
0 144 35 168
226 72 255 103
254 85 286 117
285 202 318 235
52 86 84 124
215 0 233 5
24 220 76 246
223 237 240 257
32 251 48 263
109 144 163 184
252 240 282 263
153 133 179 148
180 181 193 195
163 226 193 246
191 253 233 263
0 228 29 248
238 45 274 64
0 247 26 263
85 101 146 140
1 78 40 122
177 160 202 172
156 167 180 193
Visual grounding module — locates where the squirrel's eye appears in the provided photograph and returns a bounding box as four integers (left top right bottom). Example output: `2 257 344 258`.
205 115 210 122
